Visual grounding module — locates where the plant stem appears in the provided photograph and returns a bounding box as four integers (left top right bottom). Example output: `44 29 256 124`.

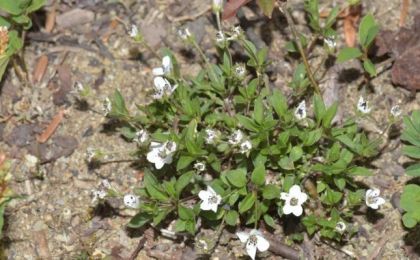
282 5 322 97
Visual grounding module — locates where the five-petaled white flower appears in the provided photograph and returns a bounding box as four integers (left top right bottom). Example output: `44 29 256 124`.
134 129 149 144
335 221 346 233
357 96 371 114
178 28 191 40
205 129 218 144
124 194 140 208
102 97 112 116
239 140 252 154
198 186 222 213
280 185 308 217
294 100 306 120
152 56 172 76
146 141 177 169
129 24 139 38
215 31 225 44
365 188 385 209
228 130 244 145
390 105 401 117
324 37 336 49
92 190 107 204
236 229 270 260
194 162 206 172
152 76 177 99
234 64 246 78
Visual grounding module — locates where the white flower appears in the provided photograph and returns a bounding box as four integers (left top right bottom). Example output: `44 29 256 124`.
335 221 346 233
134 129 149 144
152 76 177 99
101 179 111 189
228 130 244 145
129 24 139 38
199 186 222 213
152 56 172 76
124 194 140 208
280 185 308 217
365 188 385 209
86 147 97 162
294 100 306 120
178 28 191 40
215 31 225 44
236 229 270 260
102 97 112 116
92 190 107 204
234 64 246 78
205 129 218 144
146 141 177 169
239 140 252 154
228 26 243 40
357 96 371 114
390 105 401 117
212 0 223 12
194 162 206 172
324 37 336 49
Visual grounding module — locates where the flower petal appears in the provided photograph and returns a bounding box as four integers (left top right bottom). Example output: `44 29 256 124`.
236 231 250 243
291 205 303 217
282 204 293 215
280 192 289 200
200 200 212 211
246 240 257 260
210 202 218 213
298 192 308 205
152 67 164 76
162 56 171 68
154 76 168 89
207 186 217 195
198 190 210 201
256 235 270 252
289 185 302 197
376 197 385 206
154 159 165 170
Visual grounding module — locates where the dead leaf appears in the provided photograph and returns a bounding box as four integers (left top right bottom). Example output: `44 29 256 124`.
37 108 65 143
102 19 119 43
45 3 56 33
32 55 48 83
400 0 410 27
222 0 251 20
343 5 361 47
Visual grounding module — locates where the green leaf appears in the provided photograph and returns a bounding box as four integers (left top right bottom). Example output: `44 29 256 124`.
27 0 46 12
176 155 195 170
402 213 417 228
406 163 420 177
263 214 276 228
251 164 266 186
303 129 323 146
262 184 280 199
128 212 152 228
226 168 247 188
269 89 289 121
238 193 256 213
237 115 259 132
256 0 275 18
290 146 303 162
403 145 420 159
348 166 374 176
0 56 10 84
253 97 264 125
178 205 195 220
400 184 420 228
322 188 342 205
322 103 338 128
358 14 379 48
0 0 28 15
110 89 129 118
225 210 239 226
313 94 326 124
363 59 376 77
175 171 194 194
337 47 363 63
325 6 340 29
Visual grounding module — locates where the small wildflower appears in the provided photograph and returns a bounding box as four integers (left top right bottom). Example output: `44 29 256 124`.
129 24 139 38
102 97 112 116
324 37 336 49
215 31 225 44
236 229 270 260
228 130 244 145
234 64 246 78
205 129 218 144
123 194 140 208
390 105 401 117
239 140 252 154
212 0 223 13
280 185 308 217
74 81 84 93
294 100 307 120
198 186 222 213
365 188 385 209
357 96 371 114
101 179 112 189
335 221 346 233
152 76 177 99
178 27 191 41
194 162 206 172
86 147 97 163
146 141 177 169
0 26 9 55
92 190 107 204
134 129 149 145
228 26 243 40
152 56 172 76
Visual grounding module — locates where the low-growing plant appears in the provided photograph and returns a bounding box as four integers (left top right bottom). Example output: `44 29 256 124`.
0 0 45 81
0 156 14 238
83 1 394 259
400 110 420 228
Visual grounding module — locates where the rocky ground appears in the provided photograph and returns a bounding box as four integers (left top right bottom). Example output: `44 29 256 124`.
0 0 420 259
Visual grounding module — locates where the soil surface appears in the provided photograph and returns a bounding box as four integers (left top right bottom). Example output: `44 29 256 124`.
1 0 420 259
